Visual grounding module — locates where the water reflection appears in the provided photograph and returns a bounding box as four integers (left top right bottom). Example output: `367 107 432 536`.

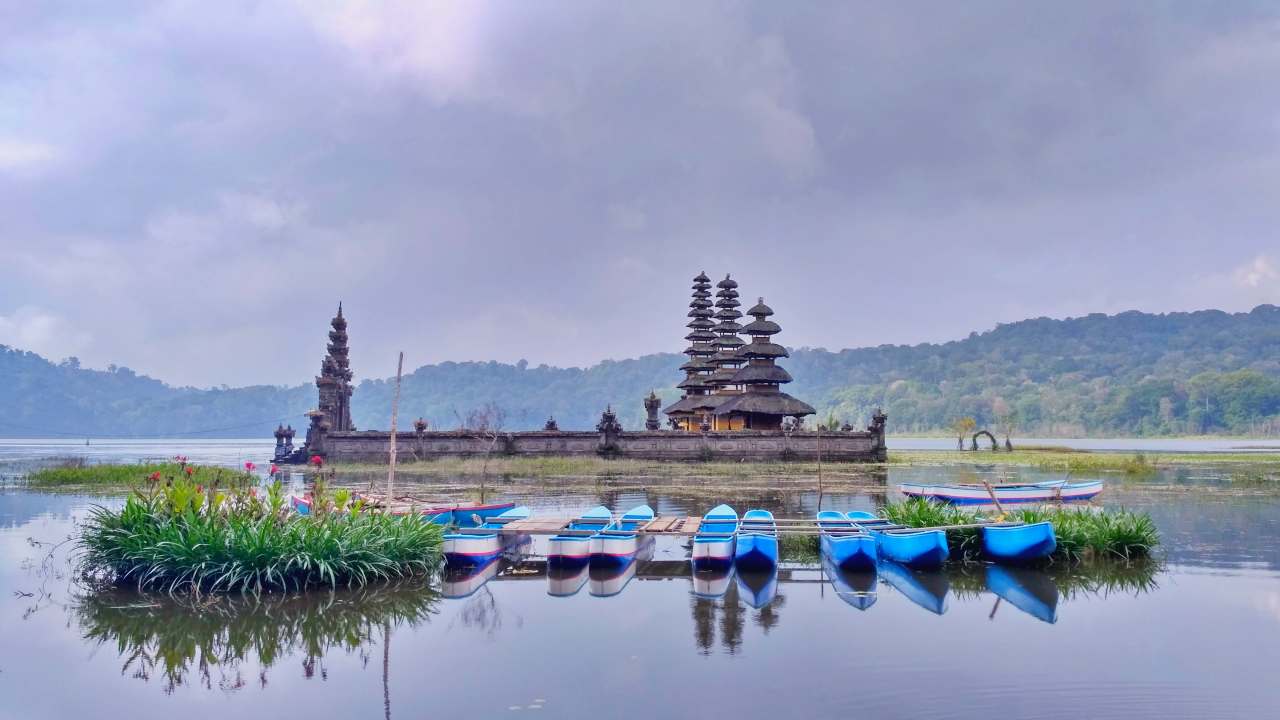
74 584 438 695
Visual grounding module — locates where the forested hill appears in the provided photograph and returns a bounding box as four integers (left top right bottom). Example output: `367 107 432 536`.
3 304 1280 439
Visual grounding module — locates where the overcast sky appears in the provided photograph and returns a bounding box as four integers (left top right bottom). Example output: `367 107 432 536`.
3 1 1280 387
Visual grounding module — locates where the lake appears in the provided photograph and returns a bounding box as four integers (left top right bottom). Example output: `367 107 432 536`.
2 441 1278 719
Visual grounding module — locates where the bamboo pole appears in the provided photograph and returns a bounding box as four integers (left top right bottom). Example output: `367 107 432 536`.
387 351 404 503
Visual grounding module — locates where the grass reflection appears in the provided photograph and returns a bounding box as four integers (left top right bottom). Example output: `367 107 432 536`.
74 583 439 693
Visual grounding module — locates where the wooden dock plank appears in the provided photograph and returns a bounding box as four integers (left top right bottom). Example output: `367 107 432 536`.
680 517 702 535
643 516 679 533
502 519 571 532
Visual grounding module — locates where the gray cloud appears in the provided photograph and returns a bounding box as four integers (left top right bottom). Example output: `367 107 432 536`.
3 1 1279 386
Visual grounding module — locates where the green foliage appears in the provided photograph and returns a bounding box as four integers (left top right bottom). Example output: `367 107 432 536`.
778 534 819 563
881 497 1159 562
26 461 245 488
76 473 442 594
4 304 1280 437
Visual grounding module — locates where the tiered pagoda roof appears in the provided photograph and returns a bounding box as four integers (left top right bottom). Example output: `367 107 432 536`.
715 297 815 420
707 274 745 390
665 272 721 418
315 303 355 432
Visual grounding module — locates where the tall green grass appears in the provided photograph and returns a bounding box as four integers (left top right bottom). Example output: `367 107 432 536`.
77 475 443 594
881 497 1159 562
28 461 244 488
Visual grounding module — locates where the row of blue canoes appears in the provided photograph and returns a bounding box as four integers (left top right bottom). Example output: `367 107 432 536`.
432 502 1056 569
691 504 1058 572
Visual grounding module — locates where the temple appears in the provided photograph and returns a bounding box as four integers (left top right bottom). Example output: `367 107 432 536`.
284 278 887 464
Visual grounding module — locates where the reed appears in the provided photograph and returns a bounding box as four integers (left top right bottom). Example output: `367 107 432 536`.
76 473 443 594
27 461 244 488
778 533 820 563
881 497 1159 562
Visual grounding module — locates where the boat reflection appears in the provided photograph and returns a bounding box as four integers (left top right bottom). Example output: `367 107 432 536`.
985 565 1060 624
441 557 502 599
547 563 591 597
880 561 949 615
823 558 878 611
735 568 778 609
692 565 736 599
589 560 637 597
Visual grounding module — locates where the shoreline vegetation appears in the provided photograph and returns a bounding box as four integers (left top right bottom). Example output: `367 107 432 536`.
76 467 442 594
15 447 1280 490
327 447 1280 479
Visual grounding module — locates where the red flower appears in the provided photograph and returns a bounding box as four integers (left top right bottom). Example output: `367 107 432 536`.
148 471 162 482
184 466 194 476
269 464 279 475
309 455 324 467
249 488 258 497
244 462 256 472
196 485 203 494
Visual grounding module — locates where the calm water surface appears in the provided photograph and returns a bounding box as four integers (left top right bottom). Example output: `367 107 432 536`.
2 441 1279 719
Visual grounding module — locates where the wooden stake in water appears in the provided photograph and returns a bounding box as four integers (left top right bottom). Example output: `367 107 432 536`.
387 351 404 502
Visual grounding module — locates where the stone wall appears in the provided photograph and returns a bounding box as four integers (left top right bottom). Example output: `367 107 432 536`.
322 428 886 463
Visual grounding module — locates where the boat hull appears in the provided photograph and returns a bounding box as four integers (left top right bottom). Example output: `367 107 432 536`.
876 529 950 569
734 534 779 572
899 481 1103 505
821 533 878 572
880 561 949 615
442 534 504 567
590 533 651 567
986 565 1059 624
547 536 593 568
983 521 1057 562
692 538 735 569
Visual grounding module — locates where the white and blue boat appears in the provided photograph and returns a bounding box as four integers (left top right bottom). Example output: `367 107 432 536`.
847 510 949 569
817 510 877 571
547 506 613 568
983 521 1057 562
442 505 530 567
986 565 1059 624
734 509 779 571
590 504 655 568
900 480 1103 505
692 504 738 570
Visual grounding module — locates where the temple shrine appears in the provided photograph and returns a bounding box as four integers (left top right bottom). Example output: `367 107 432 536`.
283 276 886 464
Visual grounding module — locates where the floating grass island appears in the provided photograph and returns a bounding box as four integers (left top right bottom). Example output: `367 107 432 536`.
26 461 253 489
77 469 442 594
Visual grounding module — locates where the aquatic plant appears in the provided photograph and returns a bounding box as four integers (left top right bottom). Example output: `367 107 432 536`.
881 497 1159 563
77 472 442 594
26 461 245 488
778 533 819 563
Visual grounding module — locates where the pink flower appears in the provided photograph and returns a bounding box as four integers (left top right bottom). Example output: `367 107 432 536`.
269 464 279 476
244 462 256 472
309 455 324 467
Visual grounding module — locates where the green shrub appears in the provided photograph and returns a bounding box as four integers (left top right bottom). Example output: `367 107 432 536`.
77 473 442 594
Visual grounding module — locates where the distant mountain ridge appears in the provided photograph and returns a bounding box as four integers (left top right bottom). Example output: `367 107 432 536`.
3 304 1279 438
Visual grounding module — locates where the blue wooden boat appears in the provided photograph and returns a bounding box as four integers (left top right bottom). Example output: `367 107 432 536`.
986 565 1059 624
590 504 655 567
547 505 613 568
734 509 779 571
823 556 877 611
879 561 949 615
983 521 1056 562
736 568 778 609
817 510 877 571
847 510 949 569
692 504 738 570
442 505 530 567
